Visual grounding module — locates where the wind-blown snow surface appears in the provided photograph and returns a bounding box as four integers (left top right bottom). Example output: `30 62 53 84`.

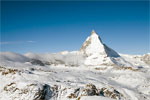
0 52 150 100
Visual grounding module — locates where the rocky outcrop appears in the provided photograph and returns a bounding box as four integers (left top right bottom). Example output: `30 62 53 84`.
2 82 52 100
30 59 45 66
66 83 124 100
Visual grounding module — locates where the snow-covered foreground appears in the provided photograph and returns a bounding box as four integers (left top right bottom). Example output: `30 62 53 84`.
0 52 150 100
0 31 149 100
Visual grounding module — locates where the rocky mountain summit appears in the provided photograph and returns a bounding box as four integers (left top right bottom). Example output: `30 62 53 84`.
0 30 150 100
80 30 120 57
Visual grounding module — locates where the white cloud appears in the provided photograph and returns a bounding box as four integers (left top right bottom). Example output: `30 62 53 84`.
0 42 13 45
0 41 36 45
26 41 35 43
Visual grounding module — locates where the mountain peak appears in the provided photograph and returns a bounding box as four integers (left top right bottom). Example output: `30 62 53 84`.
91 30 97 35
80 30 120 58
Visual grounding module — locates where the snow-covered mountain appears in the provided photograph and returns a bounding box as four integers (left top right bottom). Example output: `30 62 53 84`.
80 30 119 57
80 30 132 67
0 30 150 100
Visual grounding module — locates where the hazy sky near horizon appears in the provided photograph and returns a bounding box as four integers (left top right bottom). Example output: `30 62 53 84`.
1 1 149 54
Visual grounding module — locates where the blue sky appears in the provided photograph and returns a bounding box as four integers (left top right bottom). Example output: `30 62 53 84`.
1 1 149 54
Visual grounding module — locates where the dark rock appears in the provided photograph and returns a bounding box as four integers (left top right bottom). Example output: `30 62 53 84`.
30 59 45 66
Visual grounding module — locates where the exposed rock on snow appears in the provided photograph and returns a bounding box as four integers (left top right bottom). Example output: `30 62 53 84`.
30 59 45 66
2 82 51 100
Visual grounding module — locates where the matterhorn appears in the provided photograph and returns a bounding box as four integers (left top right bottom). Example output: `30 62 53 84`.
80 30 131 66
80 30 119 57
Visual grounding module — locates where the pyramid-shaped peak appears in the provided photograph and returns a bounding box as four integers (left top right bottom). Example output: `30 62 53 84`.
80 30 120 58
91 30 97 35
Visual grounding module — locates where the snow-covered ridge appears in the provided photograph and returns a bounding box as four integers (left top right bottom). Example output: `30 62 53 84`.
0 52 29 63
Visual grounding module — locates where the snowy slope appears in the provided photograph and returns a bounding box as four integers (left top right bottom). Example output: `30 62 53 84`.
0 53 150 100
80 96 114 100
0 30 149 100
0 52 29 63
